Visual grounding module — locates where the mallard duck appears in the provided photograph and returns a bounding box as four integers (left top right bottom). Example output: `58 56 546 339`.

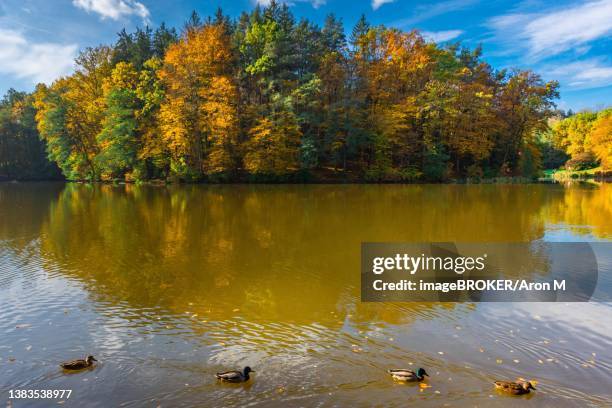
388 367 429 382
60 355 97 370
215 366 254 383
494 380 536 395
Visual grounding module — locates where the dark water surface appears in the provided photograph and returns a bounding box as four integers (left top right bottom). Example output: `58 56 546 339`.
0 183 611 407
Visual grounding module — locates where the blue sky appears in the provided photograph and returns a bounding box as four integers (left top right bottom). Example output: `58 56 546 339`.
0 0 611 111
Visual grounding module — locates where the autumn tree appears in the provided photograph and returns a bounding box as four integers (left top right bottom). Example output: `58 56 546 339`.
353 28 433 180
589 110 612 170
493 71 559 175
159 22 239 179
552 111 598 158
243 110 301 177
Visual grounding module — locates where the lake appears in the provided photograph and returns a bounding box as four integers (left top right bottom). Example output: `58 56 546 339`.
1 183 611 407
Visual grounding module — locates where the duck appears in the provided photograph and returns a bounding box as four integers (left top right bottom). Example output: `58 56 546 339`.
215 366 254 383
494 380 536 395
387 367 429 382
60 355 97 370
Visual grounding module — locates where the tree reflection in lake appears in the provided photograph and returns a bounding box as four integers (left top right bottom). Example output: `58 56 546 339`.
0 182 610 407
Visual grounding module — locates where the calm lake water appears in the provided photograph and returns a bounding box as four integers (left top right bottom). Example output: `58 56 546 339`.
1 183 611 407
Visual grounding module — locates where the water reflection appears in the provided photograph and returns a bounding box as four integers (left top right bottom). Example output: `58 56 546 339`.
0 183 610 407
31 184 610 313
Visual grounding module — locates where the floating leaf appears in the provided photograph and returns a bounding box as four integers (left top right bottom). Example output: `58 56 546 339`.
496 359 503 364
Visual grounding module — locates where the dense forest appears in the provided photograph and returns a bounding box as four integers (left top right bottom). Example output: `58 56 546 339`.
0 2 609 182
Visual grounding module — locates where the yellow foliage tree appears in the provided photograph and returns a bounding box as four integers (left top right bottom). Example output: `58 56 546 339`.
159 23 239 178
32 46 112 180
244 112 301 176
590 113 612 170
355 28 433 177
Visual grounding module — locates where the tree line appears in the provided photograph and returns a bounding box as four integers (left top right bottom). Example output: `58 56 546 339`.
1 2 579 182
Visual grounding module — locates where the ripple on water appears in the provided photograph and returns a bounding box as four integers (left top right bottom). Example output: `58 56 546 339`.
1 183 612 407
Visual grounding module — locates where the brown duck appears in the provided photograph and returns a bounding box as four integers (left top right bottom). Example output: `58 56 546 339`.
60 355 97 370
494 380 536 395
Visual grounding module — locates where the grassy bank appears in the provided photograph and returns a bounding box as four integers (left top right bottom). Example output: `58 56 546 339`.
543 167 612 182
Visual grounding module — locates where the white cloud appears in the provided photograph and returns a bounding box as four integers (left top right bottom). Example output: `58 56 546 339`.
422 29 464 43
372 0 395 10
72 0 150 22
390 0 478 27
254 0 326 8
489 0 612 60
0 29 77 85
547 58 612 89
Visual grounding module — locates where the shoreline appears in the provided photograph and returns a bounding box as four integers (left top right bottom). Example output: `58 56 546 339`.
2 177 610 185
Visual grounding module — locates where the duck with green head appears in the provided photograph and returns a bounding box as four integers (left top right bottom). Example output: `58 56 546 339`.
494 380 536 395
388 367 429 382
215 366 254 383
